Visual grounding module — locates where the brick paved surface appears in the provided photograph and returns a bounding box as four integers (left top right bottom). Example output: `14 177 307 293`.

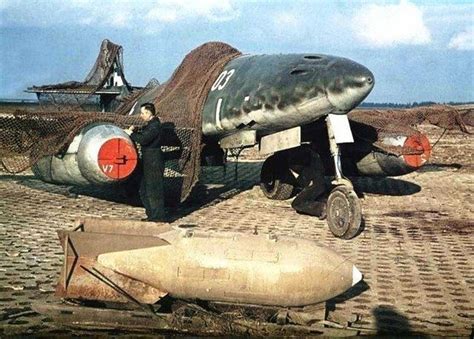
0 128 473 336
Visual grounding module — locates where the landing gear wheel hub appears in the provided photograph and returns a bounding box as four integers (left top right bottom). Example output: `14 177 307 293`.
327 186 362 239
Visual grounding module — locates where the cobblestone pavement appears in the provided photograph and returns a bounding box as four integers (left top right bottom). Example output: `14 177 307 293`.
0 128 473 336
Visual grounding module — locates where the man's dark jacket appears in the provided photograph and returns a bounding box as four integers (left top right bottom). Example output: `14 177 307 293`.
130 117 165 220
130 117 163 151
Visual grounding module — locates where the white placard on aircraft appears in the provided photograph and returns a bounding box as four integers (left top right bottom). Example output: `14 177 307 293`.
328 114 354 144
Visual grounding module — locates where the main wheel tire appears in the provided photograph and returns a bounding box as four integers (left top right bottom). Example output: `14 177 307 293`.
260 154 296 200
327 186 362 239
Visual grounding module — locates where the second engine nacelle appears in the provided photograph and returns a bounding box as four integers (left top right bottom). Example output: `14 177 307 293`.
350 133 432 177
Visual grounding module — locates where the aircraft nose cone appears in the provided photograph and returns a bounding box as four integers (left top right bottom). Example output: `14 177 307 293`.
336 62 374 91
325 58 375 113
356 72 374 88
359 70 375 88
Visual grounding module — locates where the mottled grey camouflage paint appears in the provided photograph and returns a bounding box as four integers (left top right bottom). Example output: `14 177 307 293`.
202 54 374 138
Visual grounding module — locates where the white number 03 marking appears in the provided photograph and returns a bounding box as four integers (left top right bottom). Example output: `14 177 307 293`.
211 69 235 91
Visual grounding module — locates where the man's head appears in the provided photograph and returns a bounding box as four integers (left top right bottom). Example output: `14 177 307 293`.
140 103 156 122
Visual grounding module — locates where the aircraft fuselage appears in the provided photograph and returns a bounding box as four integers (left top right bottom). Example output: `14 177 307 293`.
201 53 374 139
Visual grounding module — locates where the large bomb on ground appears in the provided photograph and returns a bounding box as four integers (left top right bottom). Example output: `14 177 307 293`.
56 218 363 307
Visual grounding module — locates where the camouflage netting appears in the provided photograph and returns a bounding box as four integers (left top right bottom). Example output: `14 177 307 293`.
458 107 474 127
114 78 163 116
148 42 241 201
0 42 241 202
348 105 471 156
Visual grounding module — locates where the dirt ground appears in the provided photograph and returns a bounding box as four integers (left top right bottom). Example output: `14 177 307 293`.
0 123 472 336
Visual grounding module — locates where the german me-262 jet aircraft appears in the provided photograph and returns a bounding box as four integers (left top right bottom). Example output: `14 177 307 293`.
3 41 441 239
128 49 377 239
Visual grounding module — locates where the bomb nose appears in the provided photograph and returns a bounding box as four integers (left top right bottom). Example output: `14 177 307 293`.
352 265 363 286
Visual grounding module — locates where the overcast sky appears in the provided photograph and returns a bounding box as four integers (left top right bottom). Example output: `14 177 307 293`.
1 0 473 103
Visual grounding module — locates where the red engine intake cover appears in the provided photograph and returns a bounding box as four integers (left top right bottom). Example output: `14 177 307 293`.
403 133 432 168
98 138 138 180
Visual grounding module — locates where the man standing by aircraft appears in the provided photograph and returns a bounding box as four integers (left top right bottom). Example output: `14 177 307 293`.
125 103 166 222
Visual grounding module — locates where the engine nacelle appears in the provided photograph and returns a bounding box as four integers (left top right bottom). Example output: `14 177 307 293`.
33 124 138 185
345 133 432 177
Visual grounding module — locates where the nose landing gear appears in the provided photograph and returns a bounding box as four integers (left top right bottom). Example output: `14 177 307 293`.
326 116 362 239
257 116 363 239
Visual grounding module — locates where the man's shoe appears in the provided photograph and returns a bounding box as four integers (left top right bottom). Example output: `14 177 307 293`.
147 218 168 223
141 217 168 222
318 209 327 220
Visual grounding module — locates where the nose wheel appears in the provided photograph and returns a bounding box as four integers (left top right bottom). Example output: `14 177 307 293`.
327 185 362 239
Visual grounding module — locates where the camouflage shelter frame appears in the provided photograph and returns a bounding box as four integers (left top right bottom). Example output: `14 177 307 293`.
27 39 134 112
